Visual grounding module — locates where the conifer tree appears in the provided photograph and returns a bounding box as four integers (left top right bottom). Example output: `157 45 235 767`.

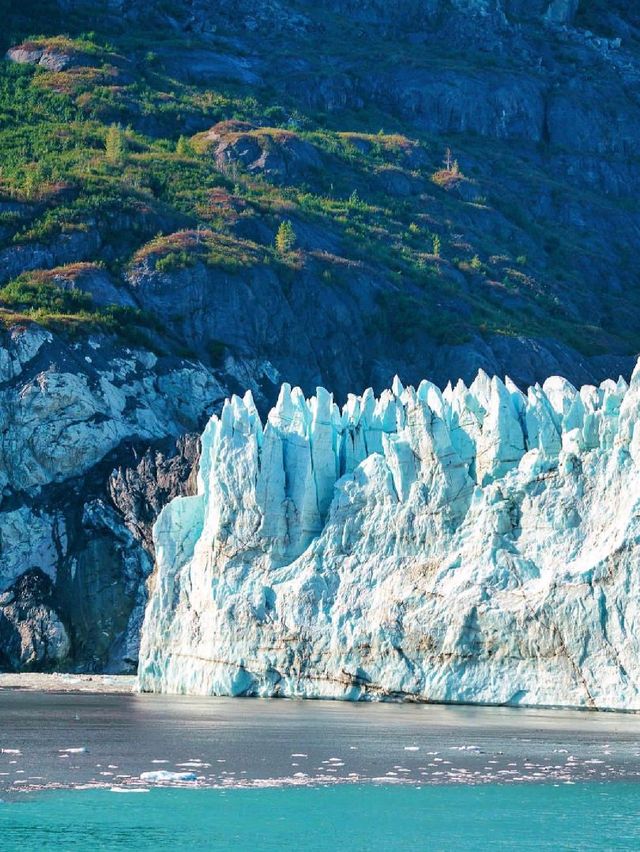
176 135 192 156
275 220 296 255
105 123 125 165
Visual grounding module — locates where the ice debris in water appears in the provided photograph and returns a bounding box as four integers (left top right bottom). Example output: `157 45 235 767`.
140 770 197 783
138 362 640 710
111 787 150 794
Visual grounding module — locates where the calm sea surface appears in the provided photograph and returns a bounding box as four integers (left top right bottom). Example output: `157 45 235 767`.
1 690 640 849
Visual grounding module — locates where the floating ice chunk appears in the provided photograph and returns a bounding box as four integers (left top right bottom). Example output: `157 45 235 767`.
59 747 88 754
140 770 197 782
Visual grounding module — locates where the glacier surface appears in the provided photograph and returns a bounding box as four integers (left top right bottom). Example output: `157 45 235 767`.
138 362 640 709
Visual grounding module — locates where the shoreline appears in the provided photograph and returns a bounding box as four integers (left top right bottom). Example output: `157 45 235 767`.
0 673 639 715
0 673 136 694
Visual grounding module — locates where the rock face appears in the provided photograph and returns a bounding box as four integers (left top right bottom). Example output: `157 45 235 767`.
0 323 225 672
139 360 640 709
202 122 323 184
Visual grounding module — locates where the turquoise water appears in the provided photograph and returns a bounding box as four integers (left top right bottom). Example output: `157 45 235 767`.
1 783 640 851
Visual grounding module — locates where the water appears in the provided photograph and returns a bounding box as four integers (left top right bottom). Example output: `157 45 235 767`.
2 783 640 850
2 690 640 849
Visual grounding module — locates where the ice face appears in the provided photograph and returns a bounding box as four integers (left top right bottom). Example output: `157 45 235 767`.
138 362 640 709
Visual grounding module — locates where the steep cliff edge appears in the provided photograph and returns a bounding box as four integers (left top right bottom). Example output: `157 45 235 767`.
139 362 640 709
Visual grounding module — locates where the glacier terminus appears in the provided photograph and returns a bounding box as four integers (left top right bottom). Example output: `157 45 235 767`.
137 361 640 710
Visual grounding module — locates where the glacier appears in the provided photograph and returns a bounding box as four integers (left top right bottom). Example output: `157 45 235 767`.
137 360 640 709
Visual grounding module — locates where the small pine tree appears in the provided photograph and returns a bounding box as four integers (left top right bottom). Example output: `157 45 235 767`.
176 135 192 157
275 220 296 255
432 234 441 257
23 171 38 201
105 123 125 165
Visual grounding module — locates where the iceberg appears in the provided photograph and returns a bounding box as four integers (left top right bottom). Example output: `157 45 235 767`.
137 361 640 709
139 770 197 782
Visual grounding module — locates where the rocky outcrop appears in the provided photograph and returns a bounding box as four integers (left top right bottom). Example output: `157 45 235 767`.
0 570 70 671
0 233 102 287
37 264 137 308
109 435 200 553
139 360 640 709
0 323 225 672
198 122 323 184
6 42 91 72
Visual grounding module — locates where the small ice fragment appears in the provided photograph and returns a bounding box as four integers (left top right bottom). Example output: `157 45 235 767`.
111 787 149 794
404 747 419 752
59 748 88 754
1 750 21 755
176 762 210 768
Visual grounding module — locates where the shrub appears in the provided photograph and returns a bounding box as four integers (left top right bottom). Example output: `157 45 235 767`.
155 250 194 273
0 277 93 314
176 135 194 157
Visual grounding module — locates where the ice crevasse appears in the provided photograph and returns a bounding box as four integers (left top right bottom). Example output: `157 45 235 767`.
137 360 640 709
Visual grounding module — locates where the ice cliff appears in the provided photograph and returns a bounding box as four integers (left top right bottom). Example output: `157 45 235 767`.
138 361 640 709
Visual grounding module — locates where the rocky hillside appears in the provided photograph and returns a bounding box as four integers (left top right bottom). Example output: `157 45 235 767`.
0 0 639 672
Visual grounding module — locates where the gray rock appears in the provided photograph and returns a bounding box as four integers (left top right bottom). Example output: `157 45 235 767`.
157 48 261 85
207 122 323 184
0 570 70 671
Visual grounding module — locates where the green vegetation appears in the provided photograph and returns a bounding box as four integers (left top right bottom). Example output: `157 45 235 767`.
155 250 194 274
0 3 636 360
0 271 147 336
